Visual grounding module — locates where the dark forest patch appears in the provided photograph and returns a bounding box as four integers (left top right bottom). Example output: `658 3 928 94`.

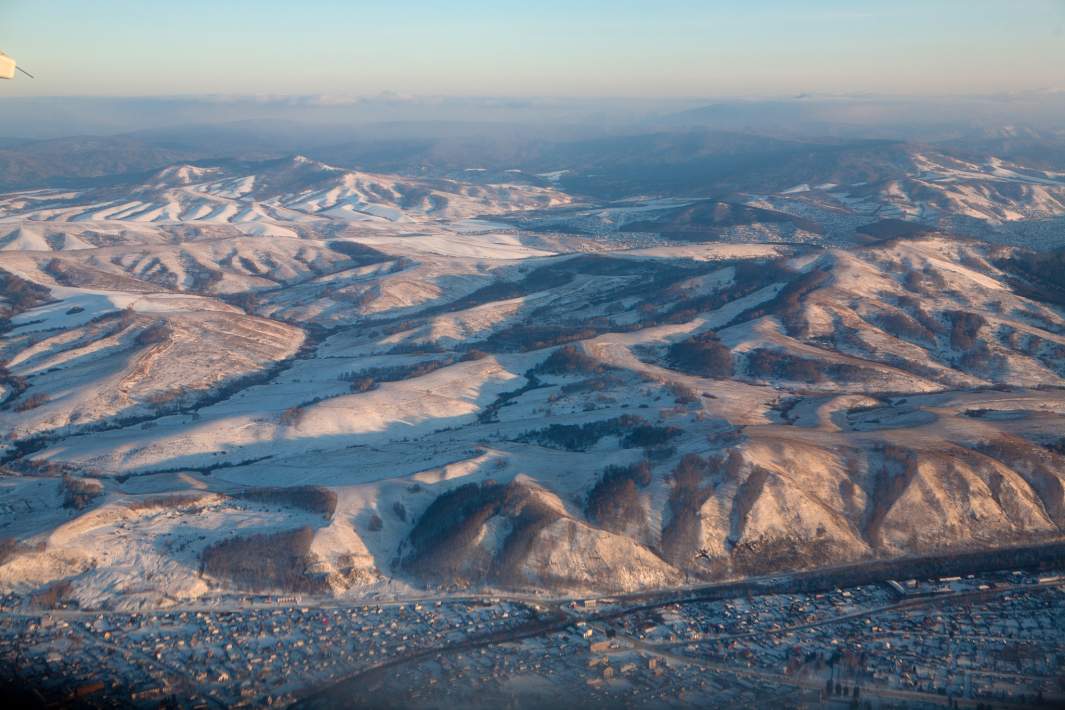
666 331 733 378
585 461 653 535
201 527 328 593
234 485 338 519
520 415 680 452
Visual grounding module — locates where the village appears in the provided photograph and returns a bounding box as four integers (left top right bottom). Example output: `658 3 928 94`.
0 596 538 707
2 569 1062 708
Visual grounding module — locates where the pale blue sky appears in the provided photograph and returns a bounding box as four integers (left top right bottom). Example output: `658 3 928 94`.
2 0 1063 97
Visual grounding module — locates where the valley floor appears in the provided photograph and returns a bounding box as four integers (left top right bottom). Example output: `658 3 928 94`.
2 557 1062 709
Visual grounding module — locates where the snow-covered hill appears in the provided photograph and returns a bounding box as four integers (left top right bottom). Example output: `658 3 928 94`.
1 157 1064 608
0 155 570 234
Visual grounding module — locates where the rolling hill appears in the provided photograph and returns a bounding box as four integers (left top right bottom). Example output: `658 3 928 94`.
0 151 1064 607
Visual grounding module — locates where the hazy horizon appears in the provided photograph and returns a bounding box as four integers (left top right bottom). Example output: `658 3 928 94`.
3 0 1064 99
3 91 1065 142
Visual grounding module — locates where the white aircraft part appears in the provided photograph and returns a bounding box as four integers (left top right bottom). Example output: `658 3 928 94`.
0 53 15 80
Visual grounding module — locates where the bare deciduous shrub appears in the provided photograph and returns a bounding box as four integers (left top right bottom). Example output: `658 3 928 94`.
475 324 602 353
730 266 831 336
0 363 29 406
59 475 102 511
959 343 999 372
558 373 625 395
660 452 744 566
134 321 171 346
144 387 186 407
621 422 682 449
279 406 305 427
745 348 826 384
902 265 947 295
13 392 49 412
235 486 337 519
896 295 946 336
520 415 680 452
731 535 840 576
664 381 699 404
946 310 986 351
533 345 609 375
730 466 771 539
667 332 733 378
227 292 259 313
29 579 74 609
395 184 430 209
996 246 1065 307
403 481 506 582
976 436 1065 527
127 493 210 512
492 493 560 586
348 376 377 393
325 240 389 264
585 461 653 534
0 269 52 316
870 310 936 345
0 537 16 565
863 445 920 548
402 480 568 587
661 453 720 565
201 527 327 593
339 357 453 386
186 265 224 292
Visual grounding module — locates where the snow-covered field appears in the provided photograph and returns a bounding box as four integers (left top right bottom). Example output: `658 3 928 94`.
1 155 1064 609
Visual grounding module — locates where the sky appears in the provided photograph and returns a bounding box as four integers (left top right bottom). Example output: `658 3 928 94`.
1 0 1064 98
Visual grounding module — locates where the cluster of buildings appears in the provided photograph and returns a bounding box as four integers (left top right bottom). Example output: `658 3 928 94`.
366 614 802 708
0 597 536 707
618 583 897 644
618 571 1064 708
816 581 1063 704
0 570 1061 708
334 571 1065 708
